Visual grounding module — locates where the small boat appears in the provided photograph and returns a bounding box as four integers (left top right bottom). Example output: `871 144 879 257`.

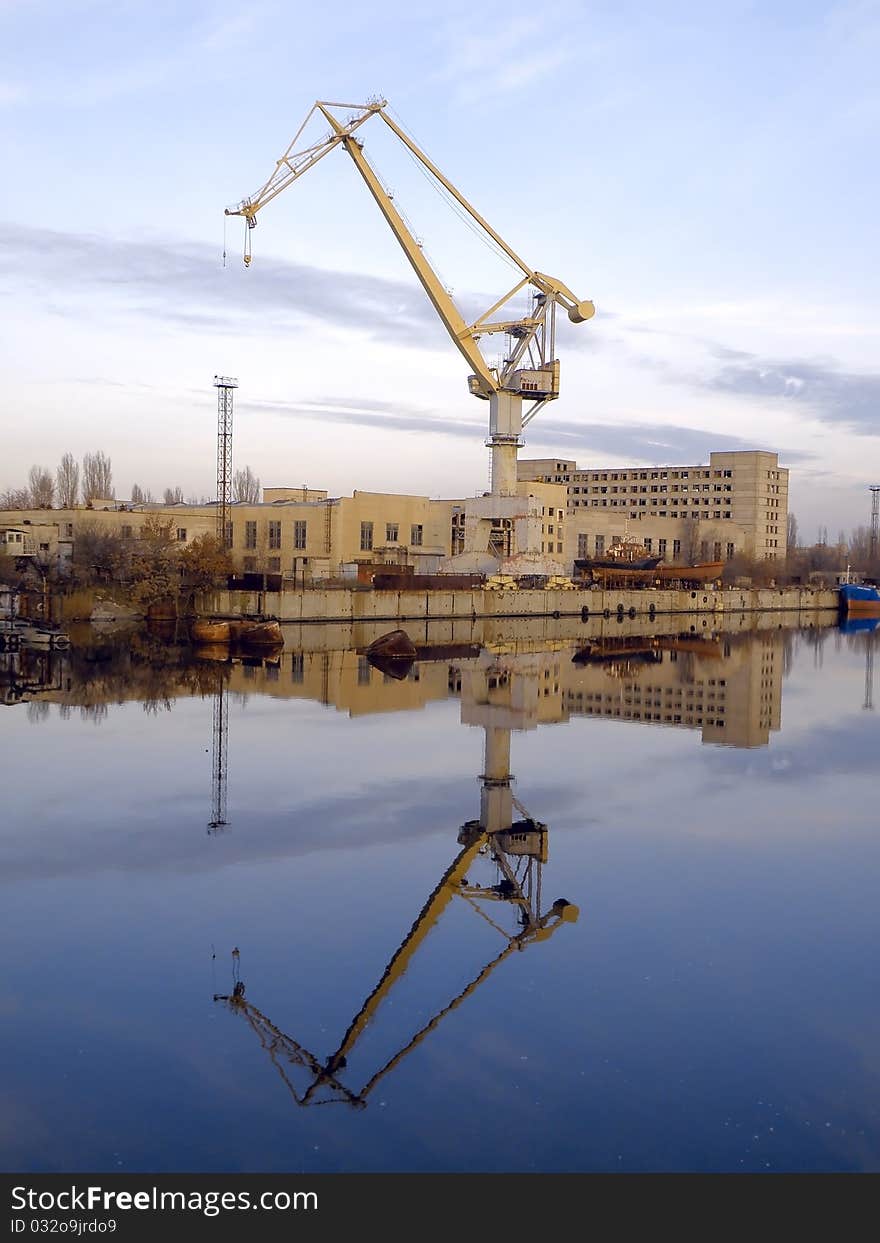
365 629 417 659
15 622 70 650
191 618 232 644
364 629 417 678
232 620 284 649
654 561 724 584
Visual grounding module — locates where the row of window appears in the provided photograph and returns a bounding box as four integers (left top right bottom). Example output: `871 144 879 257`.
574 502 733 519
546 468 734 483
360 522 423 551
570 483 732 495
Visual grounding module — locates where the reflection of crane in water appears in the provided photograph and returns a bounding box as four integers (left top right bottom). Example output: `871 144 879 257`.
213 653 578 1106
208 665 229 833
215 834 575 1109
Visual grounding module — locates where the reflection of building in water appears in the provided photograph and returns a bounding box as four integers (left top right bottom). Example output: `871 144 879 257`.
562 633 783 748
0 647 66 707
213 653 577 1108
224 630 785 748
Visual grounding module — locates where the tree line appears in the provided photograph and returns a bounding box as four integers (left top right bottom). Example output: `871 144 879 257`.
0 454 261 509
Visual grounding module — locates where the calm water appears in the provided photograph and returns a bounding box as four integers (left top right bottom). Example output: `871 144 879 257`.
2 618 879 1173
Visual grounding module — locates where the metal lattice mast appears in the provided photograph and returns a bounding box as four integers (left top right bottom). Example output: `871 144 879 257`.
870 485 880 565
208 671 229 833
214 376 238 547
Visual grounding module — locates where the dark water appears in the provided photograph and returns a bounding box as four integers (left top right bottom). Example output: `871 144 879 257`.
2 620 879 1173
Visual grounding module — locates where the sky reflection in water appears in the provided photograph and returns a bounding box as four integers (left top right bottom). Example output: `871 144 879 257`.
1 622 879 1173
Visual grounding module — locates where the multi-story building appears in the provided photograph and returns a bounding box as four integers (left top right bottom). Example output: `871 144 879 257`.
518 449 789 562
0 491 455 580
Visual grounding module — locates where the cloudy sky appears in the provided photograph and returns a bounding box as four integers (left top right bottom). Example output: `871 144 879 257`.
1 0 878 536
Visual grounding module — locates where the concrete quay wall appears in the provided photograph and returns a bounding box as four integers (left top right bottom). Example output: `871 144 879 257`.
208 584 838 627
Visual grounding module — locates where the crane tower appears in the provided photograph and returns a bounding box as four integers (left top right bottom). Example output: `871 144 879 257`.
225 99 594 576
870 485 879 566
214 376 238 548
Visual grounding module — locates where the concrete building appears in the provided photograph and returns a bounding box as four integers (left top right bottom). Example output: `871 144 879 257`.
518 450 789 563
0 491 454 581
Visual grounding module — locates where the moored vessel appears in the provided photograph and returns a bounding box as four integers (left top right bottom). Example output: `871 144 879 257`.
839 582 880 616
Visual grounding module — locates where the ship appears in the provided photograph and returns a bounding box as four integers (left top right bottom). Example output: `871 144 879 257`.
838 581 880 617
574 534 662 575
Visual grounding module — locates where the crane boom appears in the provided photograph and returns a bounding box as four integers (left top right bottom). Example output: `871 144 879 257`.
226 99 594 499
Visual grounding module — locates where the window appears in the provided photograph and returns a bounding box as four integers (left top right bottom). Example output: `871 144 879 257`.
65 523 74 538
176 528 187 542
386 522 399 543
243 556 256 571
578 533 589 558
673 539 681 558
411 524 423 546
658 538 667 556
595 535 605 555
713 542 722 561
293 520 307 550
268 521 281 550
245 521 257 550
291 652 305 683
268 556 281 572
360 521 373 551
358 656 372 685
120 525 132 539
644 538 653 552
726 542 735 559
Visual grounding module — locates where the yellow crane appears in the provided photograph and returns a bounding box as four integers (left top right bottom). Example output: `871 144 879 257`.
226 98 594 500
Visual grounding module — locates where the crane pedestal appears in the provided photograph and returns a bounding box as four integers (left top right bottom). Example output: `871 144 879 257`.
440 492 566 579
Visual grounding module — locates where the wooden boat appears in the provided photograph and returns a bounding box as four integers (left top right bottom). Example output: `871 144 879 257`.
654 561 724 584
191 618 231 644
231 620 284 649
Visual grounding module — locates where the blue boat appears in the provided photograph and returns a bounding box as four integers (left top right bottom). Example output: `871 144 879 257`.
839 581 880 616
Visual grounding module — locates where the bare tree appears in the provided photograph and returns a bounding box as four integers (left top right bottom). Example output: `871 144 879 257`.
56 452 80 508
82 451 113 502
786 512 799 551
233 465 261 504
131 483 155 504
28 464 55 508
163 486 184 505
0 487 30 509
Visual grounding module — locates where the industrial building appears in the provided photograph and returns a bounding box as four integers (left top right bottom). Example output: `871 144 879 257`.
518 449 789 563
0 450 786 581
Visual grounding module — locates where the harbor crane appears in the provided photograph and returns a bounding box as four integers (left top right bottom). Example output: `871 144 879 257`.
225 98 594 501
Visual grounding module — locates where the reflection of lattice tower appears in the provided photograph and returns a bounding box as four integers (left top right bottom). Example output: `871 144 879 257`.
214 376 238 548
208 672 229 833
870 485 880 565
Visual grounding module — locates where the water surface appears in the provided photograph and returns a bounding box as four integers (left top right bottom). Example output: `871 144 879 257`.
2 620 878 1172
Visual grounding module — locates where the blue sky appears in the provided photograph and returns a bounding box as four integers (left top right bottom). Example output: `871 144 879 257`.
1 0 878 536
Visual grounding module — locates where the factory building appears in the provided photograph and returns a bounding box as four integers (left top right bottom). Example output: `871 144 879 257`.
517 449 789 562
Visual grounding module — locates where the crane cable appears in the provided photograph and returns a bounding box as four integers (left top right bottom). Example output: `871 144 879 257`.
388 105 523 278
